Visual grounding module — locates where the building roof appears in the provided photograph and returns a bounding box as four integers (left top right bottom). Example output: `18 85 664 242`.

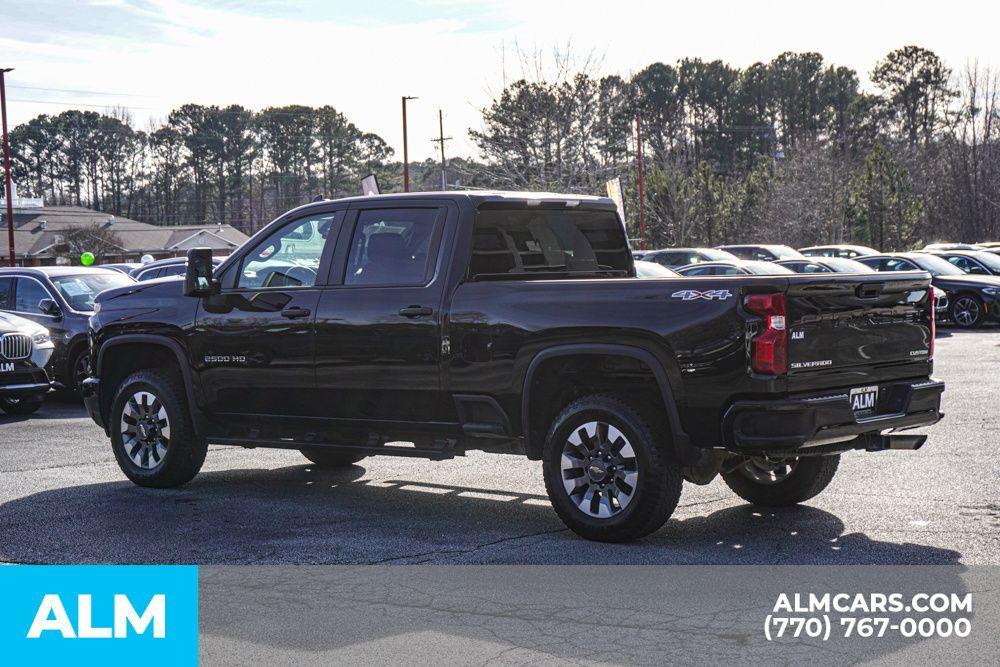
4 205 249 258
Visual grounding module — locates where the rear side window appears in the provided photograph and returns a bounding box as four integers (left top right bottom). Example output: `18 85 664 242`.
469 208 630 279
345 208 444 287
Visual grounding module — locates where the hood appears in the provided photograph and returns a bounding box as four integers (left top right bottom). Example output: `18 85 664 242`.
0 311 49 336
95 275 185 308
932 274 1000 288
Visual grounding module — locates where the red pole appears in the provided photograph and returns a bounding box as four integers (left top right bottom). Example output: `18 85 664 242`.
401 96 411 193
636 112 646 251
0 68 15 267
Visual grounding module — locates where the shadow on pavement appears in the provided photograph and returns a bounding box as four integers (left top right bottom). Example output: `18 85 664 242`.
0 463 962 566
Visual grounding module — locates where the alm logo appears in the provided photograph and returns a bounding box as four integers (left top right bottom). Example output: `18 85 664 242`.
27 594 166 639
0 566 197 666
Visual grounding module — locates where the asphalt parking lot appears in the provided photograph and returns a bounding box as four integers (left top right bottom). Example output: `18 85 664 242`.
1 329 997 566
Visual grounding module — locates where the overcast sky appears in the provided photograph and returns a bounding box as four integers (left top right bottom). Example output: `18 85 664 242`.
3 0 999 160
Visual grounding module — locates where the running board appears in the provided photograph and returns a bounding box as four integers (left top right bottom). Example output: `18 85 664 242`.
211 436 461 460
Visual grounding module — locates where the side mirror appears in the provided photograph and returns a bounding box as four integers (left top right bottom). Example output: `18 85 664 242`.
184 248 219 297
38 298 62 318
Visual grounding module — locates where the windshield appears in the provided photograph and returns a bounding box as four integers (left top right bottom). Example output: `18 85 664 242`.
51 272 134 311
770 246 805 260
823 258 875 273
744 261 795 275
966 251 1000 272
910 255 966 276
634 261 678 278
702 248 738 261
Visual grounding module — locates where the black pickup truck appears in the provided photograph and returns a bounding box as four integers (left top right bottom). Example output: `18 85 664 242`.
83 192 944 542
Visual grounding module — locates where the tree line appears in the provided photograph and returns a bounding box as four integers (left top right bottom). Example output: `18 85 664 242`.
8 45 1000 248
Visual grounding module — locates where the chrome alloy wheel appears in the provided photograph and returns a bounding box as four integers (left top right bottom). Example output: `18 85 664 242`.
952 296 981 327
739 456 797 485
560 421 639 518
120 391 170 469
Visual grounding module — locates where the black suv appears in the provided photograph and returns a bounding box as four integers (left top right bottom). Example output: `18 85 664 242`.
0 267 134 392
84 192 943 542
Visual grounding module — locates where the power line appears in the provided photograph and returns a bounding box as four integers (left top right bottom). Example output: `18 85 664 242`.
9 85 157 98
9 98 155 111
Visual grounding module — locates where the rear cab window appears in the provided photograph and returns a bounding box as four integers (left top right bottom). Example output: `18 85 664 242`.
469 207 630 280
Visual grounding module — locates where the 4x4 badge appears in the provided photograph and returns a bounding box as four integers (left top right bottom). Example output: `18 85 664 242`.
671 289 733 301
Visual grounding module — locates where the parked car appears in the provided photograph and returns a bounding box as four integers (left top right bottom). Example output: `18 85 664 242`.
131 256 225 282
775 257 875 273
0 267 135 392
642 247 738 269
857 252 1000 328
0 311 54 415
778 258 950 318
675 260 795 276
926 249 1000 276
798 244 879 259
99 262 142 275
633 260 679 278
84 192 942 542
715 244 805 261
922 243 979 252
975 242 1000 250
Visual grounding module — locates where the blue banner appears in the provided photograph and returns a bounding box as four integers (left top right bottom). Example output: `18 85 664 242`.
0 565 198 665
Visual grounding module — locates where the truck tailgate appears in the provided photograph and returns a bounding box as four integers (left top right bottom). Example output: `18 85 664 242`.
784 272 933 384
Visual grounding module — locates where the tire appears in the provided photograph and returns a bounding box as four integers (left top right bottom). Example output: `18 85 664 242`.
542 394 683 542
950 294 984 328
69 347 90 396
110 369 207 488
0 396 43 415
300 448 367 467
721 454 840 507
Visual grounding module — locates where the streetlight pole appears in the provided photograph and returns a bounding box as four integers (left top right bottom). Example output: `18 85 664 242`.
635 112 647 251
0 68 15 267
401 96 417 192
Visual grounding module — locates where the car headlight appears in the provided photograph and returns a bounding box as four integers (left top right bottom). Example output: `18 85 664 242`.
31 331 51 345
983 287 1000 296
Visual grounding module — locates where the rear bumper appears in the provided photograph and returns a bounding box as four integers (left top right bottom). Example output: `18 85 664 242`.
723 378 944 451
81 376 105 430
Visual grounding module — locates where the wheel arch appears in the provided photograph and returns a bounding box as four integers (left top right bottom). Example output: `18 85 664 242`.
95 335 203 439
519 344 693 462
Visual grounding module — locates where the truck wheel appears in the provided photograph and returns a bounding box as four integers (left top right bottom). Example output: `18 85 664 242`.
542 394 683 542
0 396 43 415
300 448 367 467
950 295 984 328
721 454 840 506
110 370 207 488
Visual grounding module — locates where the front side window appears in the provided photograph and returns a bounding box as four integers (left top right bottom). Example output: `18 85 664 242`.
469 208 630 280
14 278 51 314
345 208 443 286
239 213 338 289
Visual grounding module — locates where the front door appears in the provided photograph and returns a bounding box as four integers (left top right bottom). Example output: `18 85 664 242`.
191 210 342 430
314 204 454 431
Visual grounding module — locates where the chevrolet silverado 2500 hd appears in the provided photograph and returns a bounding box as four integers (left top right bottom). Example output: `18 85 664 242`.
83 192 944 542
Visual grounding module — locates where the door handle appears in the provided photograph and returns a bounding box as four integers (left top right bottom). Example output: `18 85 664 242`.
398 306 433 318
281 306 311 319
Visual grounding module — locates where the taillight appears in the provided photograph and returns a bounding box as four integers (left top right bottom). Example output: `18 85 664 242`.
928 288 935 360
745 292 787 375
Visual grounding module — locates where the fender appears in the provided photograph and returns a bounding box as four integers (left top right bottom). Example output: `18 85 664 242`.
95 334 206 440
520 343 696 462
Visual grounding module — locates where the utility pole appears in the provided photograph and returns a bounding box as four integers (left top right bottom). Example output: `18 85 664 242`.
635 112 647 251
431 109 452 191
401 96 417 192
1 68 15 267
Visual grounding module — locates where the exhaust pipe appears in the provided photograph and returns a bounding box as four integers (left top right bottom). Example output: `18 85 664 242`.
865 434 927 451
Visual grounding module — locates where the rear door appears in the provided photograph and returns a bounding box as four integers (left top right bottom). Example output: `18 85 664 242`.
313 202 455 427
784 273 933 390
